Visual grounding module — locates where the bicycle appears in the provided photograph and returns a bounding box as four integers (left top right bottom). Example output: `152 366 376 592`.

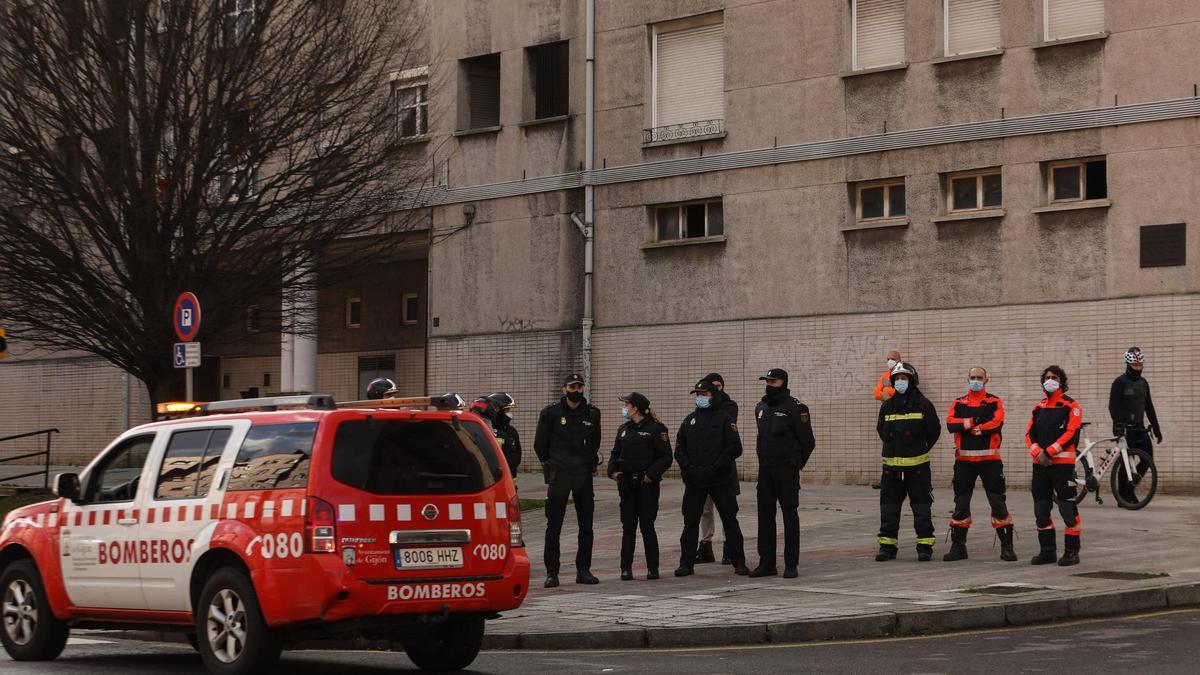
1070 423 1158 510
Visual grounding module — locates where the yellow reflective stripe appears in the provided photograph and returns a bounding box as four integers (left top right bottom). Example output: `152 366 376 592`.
916 537 937 546
884 413 925 422
877 536 898 546
883 453 930 467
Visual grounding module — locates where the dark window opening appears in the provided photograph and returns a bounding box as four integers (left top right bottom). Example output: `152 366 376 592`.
1140 223 1186 268
403 294 420 324
529 41 569 119
227 422 317 491
463 53 501 129
262 372 271 387
331 419 501 495
1085 160 1107 200
346 298 362 327
652 199 723 242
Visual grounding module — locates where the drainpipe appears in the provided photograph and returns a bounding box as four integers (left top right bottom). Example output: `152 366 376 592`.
581 0 595 394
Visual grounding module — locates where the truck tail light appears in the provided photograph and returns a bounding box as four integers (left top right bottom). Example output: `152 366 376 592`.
306 497 336 553
508 496 524 548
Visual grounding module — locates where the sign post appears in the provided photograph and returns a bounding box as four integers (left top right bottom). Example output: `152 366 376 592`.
173 292 202 401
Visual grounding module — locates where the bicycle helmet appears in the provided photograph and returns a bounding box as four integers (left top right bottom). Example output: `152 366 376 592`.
1124 347 1144 364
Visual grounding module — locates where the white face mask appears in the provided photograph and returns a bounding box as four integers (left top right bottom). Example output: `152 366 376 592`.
1043 379 1061 394
886 359 898 370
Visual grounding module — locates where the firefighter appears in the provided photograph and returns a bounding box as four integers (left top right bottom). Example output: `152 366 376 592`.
1108 347 1162 506
534 374 602 587
674 380 749 577
750 368 815 579
943 367 1016 562
696 372 739 566
1027 365 1084 566
875 362 940 562
365 377 395 400
870 351 901 490
607 393 672 580
473 392 522 477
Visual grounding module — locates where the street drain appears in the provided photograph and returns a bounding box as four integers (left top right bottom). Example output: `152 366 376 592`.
960 584 1048 596
1071 571 1169 581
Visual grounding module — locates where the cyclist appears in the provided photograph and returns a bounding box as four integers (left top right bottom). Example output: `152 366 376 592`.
1026 366 1083 567
1108 347 1162 506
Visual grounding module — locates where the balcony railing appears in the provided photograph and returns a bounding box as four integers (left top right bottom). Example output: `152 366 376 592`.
643 119 724 144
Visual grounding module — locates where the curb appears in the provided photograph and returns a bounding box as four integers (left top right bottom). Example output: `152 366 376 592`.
90 581 1200 653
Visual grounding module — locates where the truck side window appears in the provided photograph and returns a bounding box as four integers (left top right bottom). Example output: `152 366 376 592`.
154 428 232 500
227 422 317 491
87 435 155 503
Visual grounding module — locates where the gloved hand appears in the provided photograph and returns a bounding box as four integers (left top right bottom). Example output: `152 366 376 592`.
1153 428 1163 444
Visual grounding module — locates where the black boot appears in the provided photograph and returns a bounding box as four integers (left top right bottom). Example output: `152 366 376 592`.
1030 529 1057 565
875 544 897 562
749 564 778 578
620 569 633 581
916 544 933 562
694 541 716 564
997 525 1017 562
942 527 968 562
1059 534 1081 566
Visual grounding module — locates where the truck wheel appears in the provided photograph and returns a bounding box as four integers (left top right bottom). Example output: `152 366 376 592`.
404 614 485 672
195 567 281 675
0 559 69 661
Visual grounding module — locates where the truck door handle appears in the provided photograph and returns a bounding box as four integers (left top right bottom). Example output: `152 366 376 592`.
118 518 138 526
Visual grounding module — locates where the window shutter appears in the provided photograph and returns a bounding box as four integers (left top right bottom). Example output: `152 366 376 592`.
655 23 724 128
947 0 1001 56
1046 0 1105 41
468 58 500 128
855 0 905 70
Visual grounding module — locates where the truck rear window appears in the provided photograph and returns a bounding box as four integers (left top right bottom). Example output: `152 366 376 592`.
331 418 502 495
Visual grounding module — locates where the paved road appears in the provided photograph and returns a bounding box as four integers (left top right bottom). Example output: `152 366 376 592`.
4 609 1197 673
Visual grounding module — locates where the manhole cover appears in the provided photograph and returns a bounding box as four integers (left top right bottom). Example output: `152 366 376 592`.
960 584 1048 596
1071 571 1169 581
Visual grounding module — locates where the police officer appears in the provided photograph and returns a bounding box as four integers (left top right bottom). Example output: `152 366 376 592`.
607 393 672 580
365 377 396 400
943 367 1016 562
474 393 522 477
697 372 739 565
750 368 815 579
1027 366 1083 566
675 380 749 577
1108 347 1162 506
534 374 602 587
875 362 941 562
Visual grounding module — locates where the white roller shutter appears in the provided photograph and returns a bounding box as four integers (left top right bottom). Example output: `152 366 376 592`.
947 0 1001 56
654 23 725 128
854 0 905 70
1045 0 1105 41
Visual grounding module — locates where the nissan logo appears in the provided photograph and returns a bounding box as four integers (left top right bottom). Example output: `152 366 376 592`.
421 504 439 521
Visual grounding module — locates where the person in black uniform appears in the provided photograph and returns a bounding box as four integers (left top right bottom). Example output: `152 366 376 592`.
697 372 739 566
473 392 522 478
1108 347 1162 506
607 393 673 580
875 362 941 562
675 380 750 577
750 368 815 579
534 373 602 588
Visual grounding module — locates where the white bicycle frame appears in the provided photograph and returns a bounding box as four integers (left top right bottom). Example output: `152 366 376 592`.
1074 434 1136 487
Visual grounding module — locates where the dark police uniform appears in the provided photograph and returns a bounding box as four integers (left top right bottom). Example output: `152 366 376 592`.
675 399 747 571
607 416 673 573
534 396 602 577
493 413 522 477
876 364 941 559
753 388 815 573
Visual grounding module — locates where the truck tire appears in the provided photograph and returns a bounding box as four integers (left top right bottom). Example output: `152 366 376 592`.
404 614 486 671
0 559 69 661
195 566 281 675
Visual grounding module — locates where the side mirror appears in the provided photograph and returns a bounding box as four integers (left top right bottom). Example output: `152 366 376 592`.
53 473 81 502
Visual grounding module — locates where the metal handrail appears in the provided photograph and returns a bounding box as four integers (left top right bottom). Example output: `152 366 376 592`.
0 428 59 489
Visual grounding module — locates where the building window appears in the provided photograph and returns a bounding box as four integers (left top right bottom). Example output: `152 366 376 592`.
245 305 260 333
262 372 271 387
527 41 569 119
219 112 258 200
1140 224 1186 268
649 15 724 142
223 0 255 44
1047 158 1106 204
855 179 906 222
346 297 362 328
223 374 231 388
946 170 1002 212
394 82 429 139
653 199 723 242
1044 0 1104 42
852 0 905 70
56 135 82 182
402 293 420 325
945 0 1001 56
62 0 85 53
460 53 501 130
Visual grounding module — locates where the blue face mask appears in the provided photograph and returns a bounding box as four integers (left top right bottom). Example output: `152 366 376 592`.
894 379 910 394
695 396 711 409
621 408 630 419
969 380 985 393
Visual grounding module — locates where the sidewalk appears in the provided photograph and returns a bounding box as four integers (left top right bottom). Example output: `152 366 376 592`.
484 472 1200 648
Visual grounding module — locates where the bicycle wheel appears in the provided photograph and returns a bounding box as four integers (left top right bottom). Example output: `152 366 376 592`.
1110 448 1158 510
1070 464 1090 505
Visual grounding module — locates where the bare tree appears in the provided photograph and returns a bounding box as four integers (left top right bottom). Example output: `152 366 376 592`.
0 0 429 408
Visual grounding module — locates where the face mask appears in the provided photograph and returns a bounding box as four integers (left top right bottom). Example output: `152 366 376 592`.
695 396 711 409
1043 380 1060 394
496 412 511 426
621 408 630 420
894 380 910 394
886 359 898 370
566 391 584 403
969 380 985 393
765 384 784 399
